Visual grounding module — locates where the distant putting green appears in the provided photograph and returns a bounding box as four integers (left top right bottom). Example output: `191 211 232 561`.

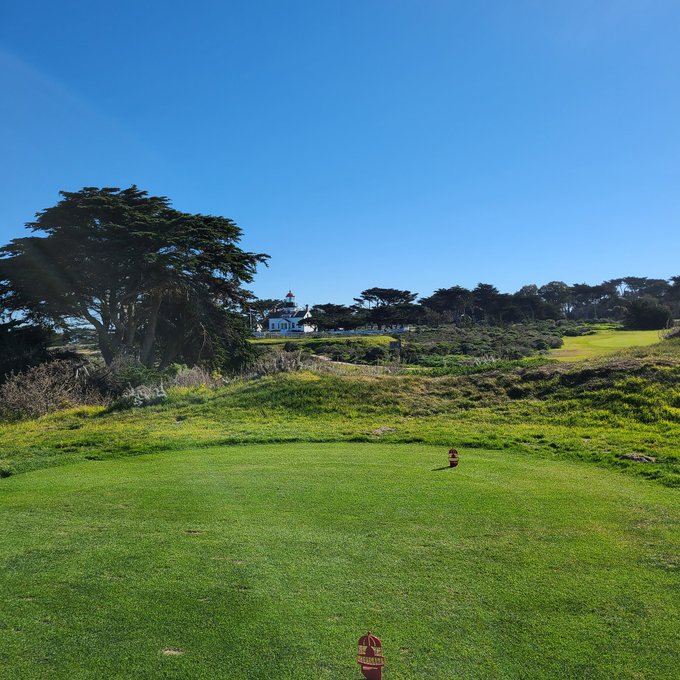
1 443 678 679
551 329 662 362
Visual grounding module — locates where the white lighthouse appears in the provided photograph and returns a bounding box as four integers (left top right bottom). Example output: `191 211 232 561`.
267 291 312 334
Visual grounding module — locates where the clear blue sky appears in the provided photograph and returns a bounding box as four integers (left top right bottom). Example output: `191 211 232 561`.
1 1 678 306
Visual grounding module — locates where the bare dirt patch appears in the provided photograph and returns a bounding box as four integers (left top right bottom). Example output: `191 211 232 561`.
161 648 185 656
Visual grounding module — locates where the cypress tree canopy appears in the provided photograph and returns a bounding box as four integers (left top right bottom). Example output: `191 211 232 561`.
0 186 269 368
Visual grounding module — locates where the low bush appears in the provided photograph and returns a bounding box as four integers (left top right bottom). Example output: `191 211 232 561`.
239 350 311 379
167 366 223 388
113 384 168 409
0 360 107 420
398 321 573 364
101 355 174 393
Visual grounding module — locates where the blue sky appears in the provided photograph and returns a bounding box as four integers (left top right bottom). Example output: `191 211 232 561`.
1 1 678 306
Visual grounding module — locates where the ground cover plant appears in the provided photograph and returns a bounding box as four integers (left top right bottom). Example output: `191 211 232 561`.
1 444 678 679
251 334 395 364
399 321 569 363
250 336 394 348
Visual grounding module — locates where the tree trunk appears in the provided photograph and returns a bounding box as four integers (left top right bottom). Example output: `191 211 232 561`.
140 293 162 367
79 304 115 364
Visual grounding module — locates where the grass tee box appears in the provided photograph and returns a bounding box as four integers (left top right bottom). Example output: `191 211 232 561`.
551 329 662 362
1 443 678 679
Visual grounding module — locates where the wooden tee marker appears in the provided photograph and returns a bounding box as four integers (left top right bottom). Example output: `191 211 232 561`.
448 448 459 467
357 632 385 679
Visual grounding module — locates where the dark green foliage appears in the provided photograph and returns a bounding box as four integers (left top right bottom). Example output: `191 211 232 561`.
400 321 567 363
0 321 53 380
349 288 423 328
297 275 678 332
100 357 176 393
368 302 424 328
0 186 268 370
419 285 471 321
266 322 578 366
305 303 367 331
244 297 282 329
623 298 673 330
303 339 392 364
356 287 418 307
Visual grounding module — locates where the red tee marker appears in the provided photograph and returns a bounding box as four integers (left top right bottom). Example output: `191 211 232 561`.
448 448 459 467
357 632 385 679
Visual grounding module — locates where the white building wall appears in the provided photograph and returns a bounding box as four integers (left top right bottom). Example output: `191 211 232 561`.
268 313 312 334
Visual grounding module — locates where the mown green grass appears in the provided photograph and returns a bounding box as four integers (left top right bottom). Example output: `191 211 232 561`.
1 443 678 679
551 329 662 362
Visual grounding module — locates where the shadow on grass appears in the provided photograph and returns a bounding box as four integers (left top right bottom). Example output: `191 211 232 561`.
431 465 455 471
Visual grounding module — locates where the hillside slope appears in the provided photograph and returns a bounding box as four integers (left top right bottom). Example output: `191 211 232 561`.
1 337 678 485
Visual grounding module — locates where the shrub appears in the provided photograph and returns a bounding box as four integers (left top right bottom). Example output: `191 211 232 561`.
239 350 311 379
101 355 174 394
364 346 388 363
167 366 223 388
114 384 168 409
0 360 107 420
0 321 54 381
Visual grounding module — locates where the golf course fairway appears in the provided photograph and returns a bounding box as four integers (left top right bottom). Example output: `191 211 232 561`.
551 329 662 361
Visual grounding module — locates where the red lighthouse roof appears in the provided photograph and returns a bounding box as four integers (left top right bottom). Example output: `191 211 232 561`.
285 291 295 298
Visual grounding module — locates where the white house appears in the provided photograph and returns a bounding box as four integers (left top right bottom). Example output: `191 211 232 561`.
267 291 313 334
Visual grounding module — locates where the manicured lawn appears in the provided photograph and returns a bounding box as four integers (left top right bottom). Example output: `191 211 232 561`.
551 329 662 361
1 443 678 679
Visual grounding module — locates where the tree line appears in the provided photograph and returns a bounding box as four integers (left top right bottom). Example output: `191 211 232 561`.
280 279 679 332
